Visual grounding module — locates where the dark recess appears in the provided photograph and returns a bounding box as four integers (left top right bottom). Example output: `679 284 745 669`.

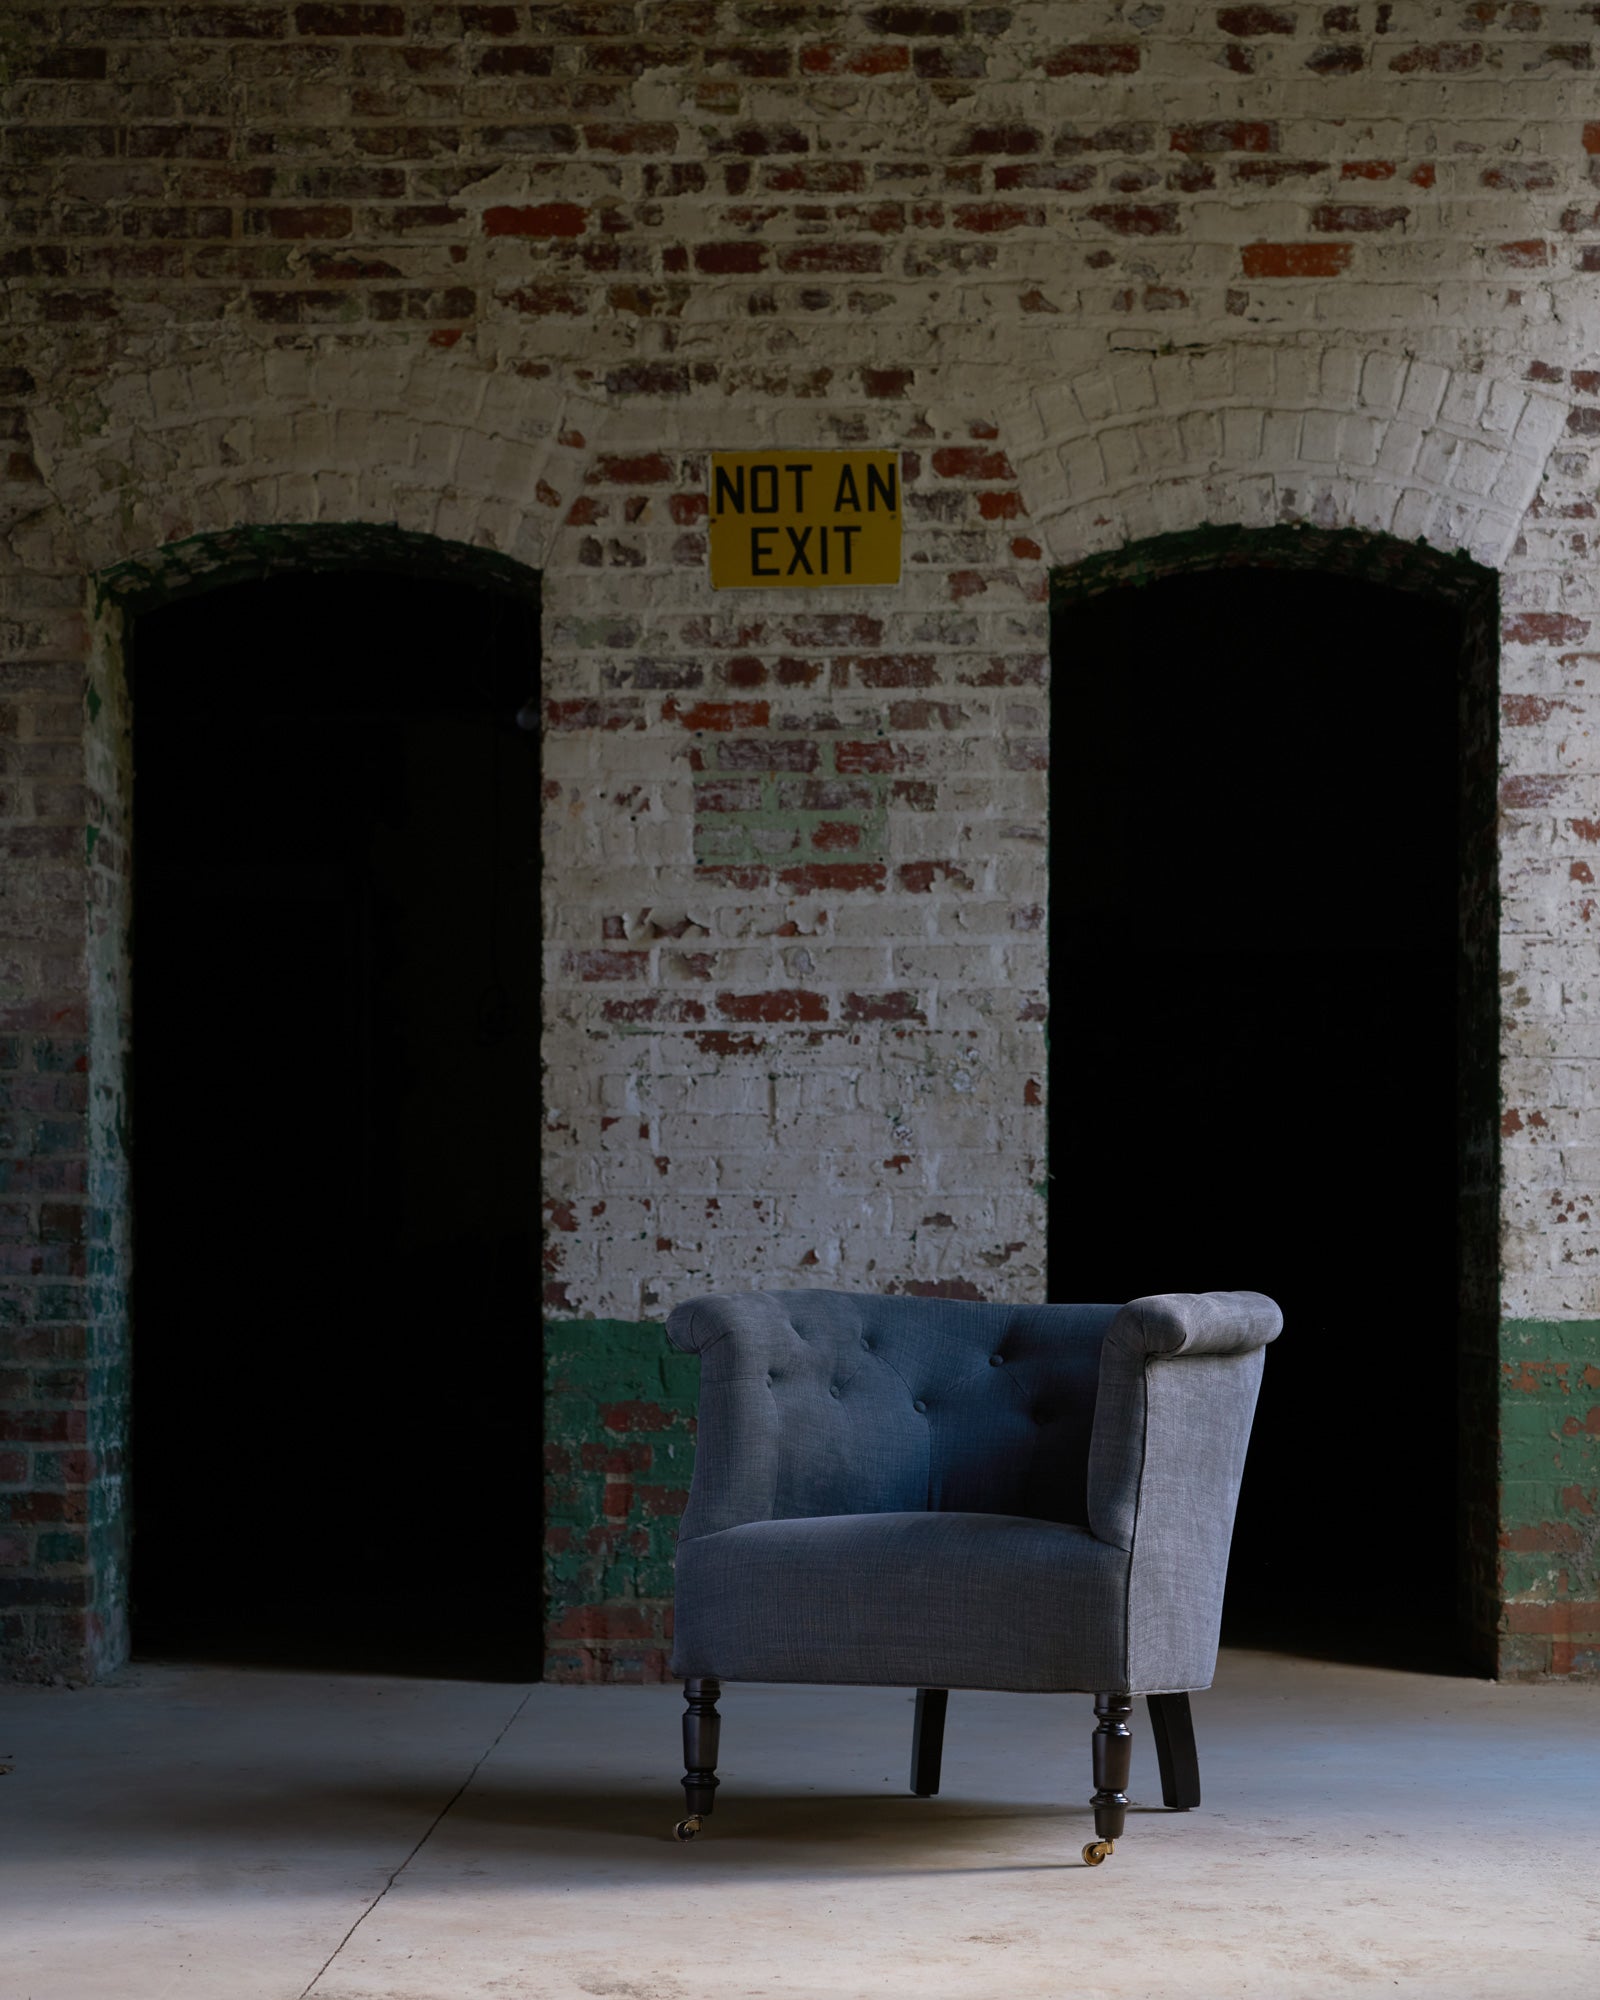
129 570 542 1680
1050 567 1468 1670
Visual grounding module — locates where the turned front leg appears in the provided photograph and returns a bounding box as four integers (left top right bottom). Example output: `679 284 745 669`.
1089 1691 1133 1846
679 1676 722 1826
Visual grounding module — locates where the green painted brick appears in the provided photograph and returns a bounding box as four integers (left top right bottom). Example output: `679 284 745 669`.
1500 1319 1600 1360
1495 1319 1600 1675
1501 1430 1593 1482
542 1315 702 1679
1501 1477 1598 1517
545 1315 698 1407
1500 1549 1589 1598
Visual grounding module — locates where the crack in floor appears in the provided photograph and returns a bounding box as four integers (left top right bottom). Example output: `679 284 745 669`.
297 1686 535 1999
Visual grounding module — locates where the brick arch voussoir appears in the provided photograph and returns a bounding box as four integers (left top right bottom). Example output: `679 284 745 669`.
28 349 594 581
1001 346 1568 574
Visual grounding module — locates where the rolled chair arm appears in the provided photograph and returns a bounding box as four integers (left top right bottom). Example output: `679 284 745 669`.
664 1292 789 1538
1087 1288 1282 1692
1097 1289 1283 1365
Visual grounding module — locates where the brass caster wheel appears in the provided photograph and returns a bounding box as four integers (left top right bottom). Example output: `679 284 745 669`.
673 1816 703 1841
1082 1839 1115 1867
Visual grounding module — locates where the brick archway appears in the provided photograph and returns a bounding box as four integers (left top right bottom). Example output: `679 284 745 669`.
1048 518 1503 1667
27 348 598 583
14 520 545 1685
1001 346 1566 572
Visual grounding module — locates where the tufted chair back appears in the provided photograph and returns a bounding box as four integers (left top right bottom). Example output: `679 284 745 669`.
665 1288 1122 1542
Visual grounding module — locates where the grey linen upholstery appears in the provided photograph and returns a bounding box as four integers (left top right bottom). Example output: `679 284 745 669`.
666 1288 1280 1696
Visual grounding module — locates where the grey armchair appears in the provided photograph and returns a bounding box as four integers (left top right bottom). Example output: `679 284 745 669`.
663 1286 1281 1864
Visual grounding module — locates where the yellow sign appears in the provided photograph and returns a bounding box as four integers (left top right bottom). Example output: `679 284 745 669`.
709 451 901 589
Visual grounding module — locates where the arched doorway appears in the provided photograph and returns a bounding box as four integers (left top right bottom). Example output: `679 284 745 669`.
114 532 542 1678
1049 527 1500 1670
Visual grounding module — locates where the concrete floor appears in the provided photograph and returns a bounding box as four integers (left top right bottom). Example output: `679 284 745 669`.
4 1651 1598 2000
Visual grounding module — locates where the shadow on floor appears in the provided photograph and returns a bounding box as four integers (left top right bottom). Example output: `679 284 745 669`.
132 1619 542 1684
43 1766 1177 1872
1219 1612 1478 1678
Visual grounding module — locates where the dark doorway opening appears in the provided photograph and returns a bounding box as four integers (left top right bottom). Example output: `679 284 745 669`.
129 567 542 1679
1050 563 1479 1671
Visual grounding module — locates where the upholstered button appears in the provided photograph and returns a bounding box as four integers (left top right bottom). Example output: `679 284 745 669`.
830 1385 840 1398
989 1353 1004 1366
913 1398 927 1413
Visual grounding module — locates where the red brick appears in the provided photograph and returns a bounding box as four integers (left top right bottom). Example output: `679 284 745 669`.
704 43 792 76
476 45 555 73
842 989 924 1023
1388 42 1484 73
800 42 910 74
544 699 643 731
1086 203 1181 236
810 821 863 851
836 740 924 774
584 123 678 154
897 1277 986 1300
957 126 1043 156
763 161 868 194
1217 5 1295 31
1505 613 1590 644
840 658 934 695
898 860 975 892
294 3 405 30
1240 242 1354 276
665 699 770 730
864 5 962 31
931 446 1016 479
687 1029 768 1055
564 949 648 982
716 988 828 1023
1170 121 1278 153
127 125 231 159
1501 1599 1600 1635
693 242 767 274
706 125 810 157
776 244 884 274
1043 44 1140 75
715 739 819 772
483 203 588 238
589 453 675 485
777 862 888 892
0 1409 85 1444
953 203 1043 233
510 283 587 317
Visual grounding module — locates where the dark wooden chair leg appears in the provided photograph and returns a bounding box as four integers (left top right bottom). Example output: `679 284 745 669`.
674 1676 721 1839
909 1687 948 1796
1084 1690 1132 1863
1146 1691 1201 1809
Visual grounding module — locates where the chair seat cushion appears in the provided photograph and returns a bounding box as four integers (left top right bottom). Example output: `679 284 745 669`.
671 1511 1131 1693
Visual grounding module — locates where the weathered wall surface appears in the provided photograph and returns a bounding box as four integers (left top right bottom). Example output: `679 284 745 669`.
1 2 1597 1680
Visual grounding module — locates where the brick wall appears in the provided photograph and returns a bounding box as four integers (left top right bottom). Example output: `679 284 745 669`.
1 2 1596 1680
